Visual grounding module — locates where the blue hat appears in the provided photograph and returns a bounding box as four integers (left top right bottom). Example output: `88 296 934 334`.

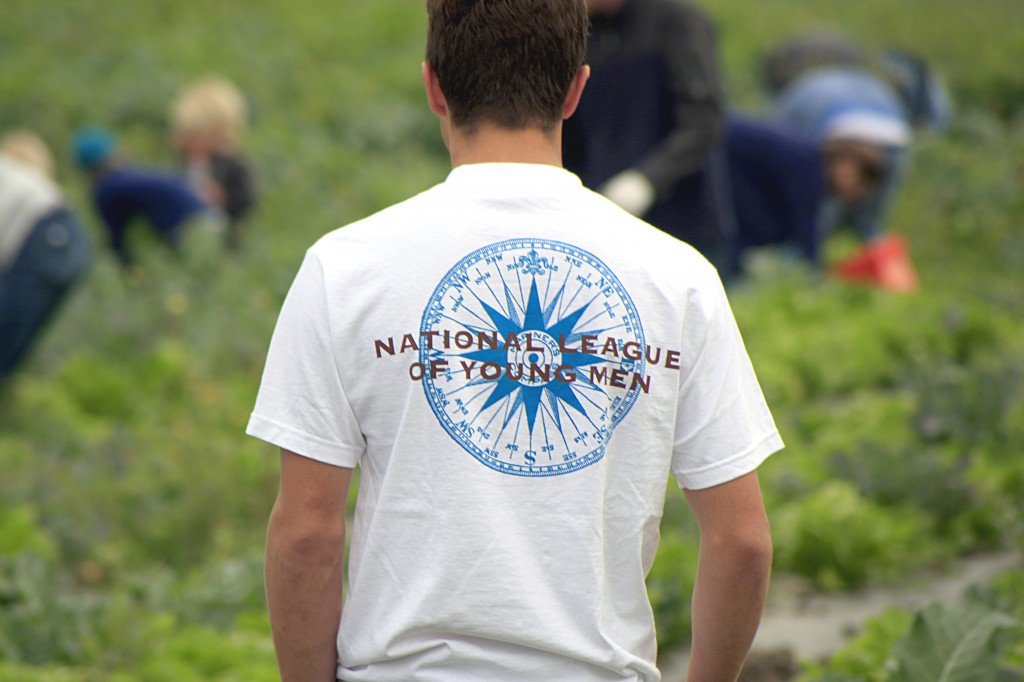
72 127 117 170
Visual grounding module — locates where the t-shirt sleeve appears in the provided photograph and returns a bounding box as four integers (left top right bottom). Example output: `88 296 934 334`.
246 250 365 468
671 274 783 490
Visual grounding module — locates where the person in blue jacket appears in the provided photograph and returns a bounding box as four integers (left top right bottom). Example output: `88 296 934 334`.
73 127 218 267
723 115 828 272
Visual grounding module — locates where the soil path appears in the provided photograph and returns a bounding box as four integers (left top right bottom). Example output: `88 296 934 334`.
657 551 1022 680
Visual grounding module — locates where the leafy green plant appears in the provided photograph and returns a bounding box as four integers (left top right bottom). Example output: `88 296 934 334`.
771 482 950 590
0 506 56 560
1 0 1023 676
797 600 1021 682
108 618 279 682
888 602 1018 682
0 555 103 666
0 662 88 682
967 571 1024 674
796 608 913 682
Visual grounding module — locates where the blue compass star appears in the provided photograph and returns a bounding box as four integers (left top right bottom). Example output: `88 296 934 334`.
458 278 610 435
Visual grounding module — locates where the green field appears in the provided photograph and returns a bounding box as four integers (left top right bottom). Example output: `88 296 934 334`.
1 1 1022 679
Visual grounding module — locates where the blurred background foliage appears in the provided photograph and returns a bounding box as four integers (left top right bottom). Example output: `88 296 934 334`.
1 0 1022 679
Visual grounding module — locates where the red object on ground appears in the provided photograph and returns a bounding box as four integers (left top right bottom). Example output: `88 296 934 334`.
832 234 919 292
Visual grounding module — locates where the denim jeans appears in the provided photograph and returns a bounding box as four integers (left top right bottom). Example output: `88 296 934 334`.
0 208 91 381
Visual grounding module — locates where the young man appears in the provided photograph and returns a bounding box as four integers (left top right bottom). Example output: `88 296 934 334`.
248 1 780 680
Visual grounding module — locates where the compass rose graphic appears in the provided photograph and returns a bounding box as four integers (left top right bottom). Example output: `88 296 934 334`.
420 238 646 477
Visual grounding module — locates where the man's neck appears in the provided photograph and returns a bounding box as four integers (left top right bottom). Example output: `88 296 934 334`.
447 123 564 169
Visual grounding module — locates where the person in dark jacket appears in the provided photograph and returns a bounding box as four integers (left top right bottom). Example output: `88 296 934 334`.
563 0 733 266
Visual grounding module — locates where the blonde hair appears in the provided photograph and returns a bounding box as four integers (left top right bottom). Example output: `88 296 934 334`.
171 76 248 149
1 130 55 178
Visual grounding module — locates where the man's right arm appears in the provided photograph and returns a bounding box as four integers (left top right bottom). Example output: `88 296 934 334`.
601 2 724 216
633 2 724 196
266 448 353 682
683 471 773 682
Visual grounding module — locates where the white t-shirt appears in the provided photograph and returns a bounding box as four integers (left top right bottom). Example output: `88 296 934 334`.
0 156 63 270
248 163 782 681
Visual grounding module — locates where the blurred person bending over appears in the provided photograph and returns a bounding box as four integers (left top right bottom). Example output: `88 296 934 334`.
0 131 90 384
249 1 779 681
723 112 899 274
768 65 921 290
72 127 220 268
772 66 912 244
563 0 733 268
724 32 946 276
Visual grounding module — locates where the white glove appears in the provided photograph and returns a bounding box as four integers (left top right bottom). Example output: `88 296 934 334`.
600 170 656 217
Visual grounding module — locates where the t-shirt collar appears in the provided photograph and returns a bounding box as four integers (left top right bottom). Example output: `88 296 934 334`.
444 163 583 197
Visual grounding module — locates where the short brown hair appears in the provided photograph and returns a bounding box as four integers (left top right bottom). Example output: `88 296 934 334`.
425 0 588 132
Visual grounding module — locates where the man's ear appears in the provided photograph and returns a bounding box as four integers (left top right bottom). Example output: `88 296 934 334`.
422 62 449 119
562 65 591 120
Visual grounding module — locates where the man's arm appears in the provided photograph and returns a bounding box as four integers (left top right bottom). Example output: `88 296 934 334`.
633 2 724 196
683 470 772 682
96 193 132 266
266 448 353 682
602 2 724 215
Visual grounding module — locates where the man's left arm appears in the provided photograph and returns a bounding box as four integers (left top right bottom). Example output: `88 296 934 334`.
266 448 353 682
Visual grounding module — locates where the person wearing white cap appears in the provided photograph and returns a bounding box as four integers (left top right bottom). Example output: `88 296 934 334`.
773 66 913 241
